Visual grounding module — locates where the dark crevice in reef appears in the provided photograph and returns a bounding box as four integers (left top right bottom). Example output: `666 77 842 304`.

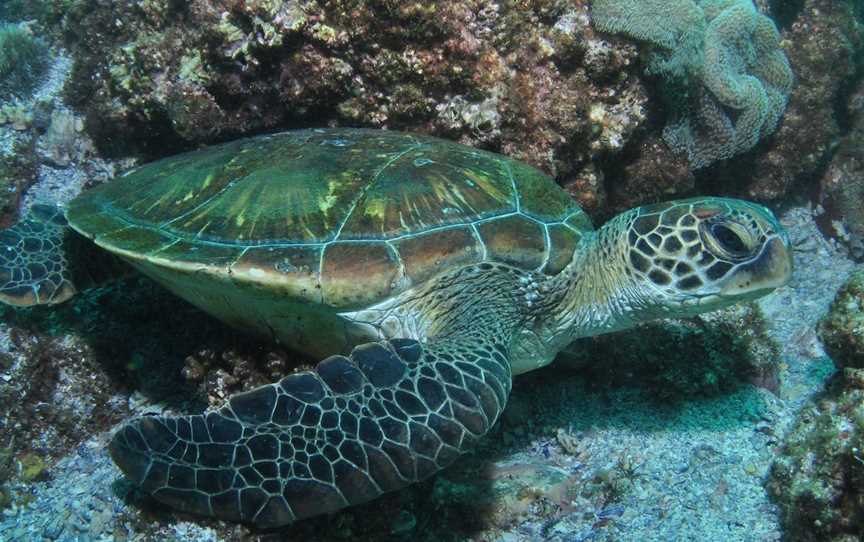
768 0 806 29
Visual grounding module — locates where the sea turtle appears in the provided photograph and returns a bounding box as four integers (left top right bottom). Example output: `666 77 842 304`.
0 128 792 527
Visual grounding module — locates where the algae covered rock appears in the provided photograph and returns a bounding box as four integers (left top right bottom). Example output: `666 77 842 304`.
0 140 38 228
818 80 864 262
558 302 781 400
820 270 864 370
15 0 648 202
767 374 864 541
767 271 864 541
0 22 50 101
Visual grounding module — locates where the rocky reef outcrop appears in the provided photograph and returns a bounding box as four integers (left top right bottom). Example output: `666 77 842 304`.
3 0 655 217
817 78 864 261
768 270 864 541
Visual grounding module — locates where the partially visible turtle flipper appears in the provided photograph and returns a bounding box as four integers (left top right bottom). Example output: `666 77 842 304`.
109 336 512 527
0 204 77 306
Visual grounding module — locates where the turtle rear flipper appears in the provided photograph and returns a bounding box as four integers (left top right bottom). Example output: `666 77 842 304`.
109 336 512 527
0 204 77 306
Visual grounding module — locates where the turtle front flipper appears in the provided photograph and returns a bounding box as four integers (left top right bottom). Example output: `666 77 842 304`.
0 204 132 307
0 204 77 306
109 336 512 527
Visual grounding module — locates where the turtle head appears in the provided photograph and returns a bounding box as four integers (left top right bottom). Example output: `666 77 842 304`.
622 197 791 316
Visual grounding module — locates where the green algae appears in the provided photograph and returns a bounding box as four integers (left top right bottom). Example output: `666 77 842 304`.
18 452 48 483
820 270 864 369
0 23 50 100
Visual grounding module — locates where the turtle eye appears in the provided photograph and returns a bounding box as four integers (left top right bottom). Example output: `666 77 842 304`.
710 224 750 257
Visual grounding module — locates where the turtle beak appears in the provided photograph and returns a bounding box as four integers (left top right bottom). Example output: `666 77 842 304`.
719 236 792 297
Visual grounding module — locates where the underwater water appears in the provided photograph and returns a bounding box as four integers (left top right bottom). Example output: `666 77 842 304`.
0 1 863 541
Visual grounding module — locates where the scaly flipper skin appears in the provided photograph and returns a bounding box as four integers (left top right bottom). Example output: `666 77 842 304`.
110 337 512 527
0 205 76 306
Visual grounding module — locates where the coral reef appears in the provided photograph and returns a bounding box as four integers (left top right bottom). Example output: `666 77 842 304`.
767 371 864 541
1 0 651 216
557 302 781 400
817 79 864 261
709 0 864 201
597 0 863 216
767 271 864 541
0 1 857 540
592 0 793 170
819 270 864 370
0 0 857 222
7 0 644 209
0 22 50 101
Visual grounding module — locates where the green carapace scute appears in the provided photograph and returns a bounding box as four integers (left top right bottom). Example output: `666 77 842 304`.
67 129 591 313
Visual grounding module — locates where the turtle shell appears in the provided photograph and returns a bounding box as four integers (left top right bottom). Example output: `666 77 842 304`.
67 129 591 353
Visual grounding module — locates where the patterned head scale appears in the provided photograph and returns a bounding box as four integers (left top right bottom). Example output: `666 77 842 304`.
624 197 791 313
